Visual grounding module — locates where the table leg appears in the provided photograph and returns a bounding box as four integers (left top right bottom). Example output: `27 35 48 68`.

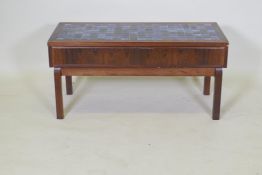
54 68 64 119
203 76 211 95
212 68 223 120
65 76 73 95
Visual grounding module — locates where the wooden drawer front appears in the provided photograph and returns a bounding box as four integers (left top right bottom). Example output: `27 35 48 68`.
50 47 227 68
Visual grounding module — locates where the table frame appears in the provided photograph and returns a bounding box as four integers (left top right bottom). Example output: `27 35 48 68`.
54 67 222 120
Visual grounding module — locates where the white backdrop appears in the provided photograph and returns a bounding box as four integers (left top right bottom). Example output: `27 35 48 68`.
0 0 262 76
1 1 262 174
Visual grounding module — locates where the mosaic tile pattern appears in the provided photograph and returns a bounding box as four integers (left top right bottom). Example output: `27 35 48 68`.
52 23 223 41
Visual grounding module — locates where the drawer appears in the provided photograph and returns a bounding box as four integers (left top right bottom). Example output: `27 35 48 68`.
49 47 227 68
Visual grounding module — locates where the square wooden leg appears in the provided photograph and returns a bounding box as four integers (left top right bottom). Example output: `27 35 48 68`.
54 68 64 119
203 76 211 95
212 68 223 120
65 76 73 95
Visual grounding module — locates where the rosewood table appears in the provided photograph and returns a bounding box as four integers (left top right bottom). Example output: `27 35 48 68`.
48 22 229 120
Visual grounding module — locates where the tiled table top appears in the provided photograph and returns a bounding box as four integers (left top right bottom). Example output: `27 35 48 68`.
49 22 228 42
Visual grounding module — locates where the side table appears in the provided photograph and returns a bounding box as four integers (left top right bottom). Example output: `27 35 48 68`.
48 22 229 119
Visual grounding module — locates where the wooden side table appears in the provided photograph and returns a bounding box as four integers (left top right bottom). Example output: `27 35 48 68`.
48 22 229 120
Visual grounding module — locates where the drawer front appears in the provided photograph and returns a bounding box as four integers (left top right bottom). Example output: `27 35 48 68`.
50 47 227 68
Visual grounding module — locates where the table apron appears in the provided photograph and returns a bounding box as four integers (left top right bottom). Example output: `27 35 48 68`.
49 46 227 68
60 67 215 76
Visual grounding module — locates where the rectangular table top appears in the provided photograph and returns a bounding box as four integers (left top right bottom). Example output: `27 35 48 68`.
48 22 228 47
